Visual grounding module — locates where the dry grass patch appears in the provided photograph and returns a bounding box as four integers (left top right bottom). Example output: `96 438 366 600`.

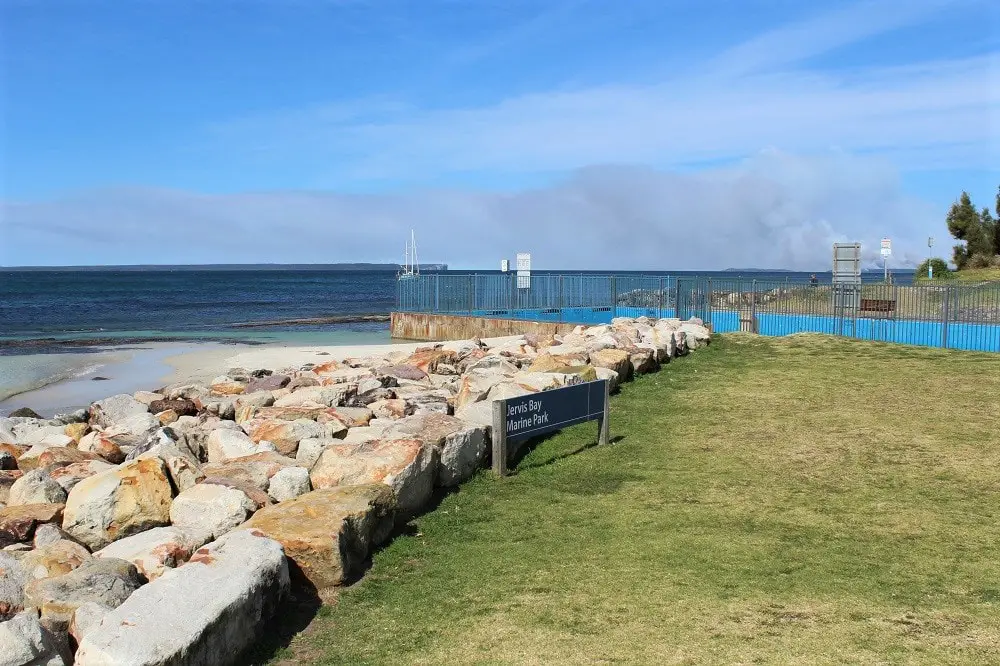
257 335 1000 665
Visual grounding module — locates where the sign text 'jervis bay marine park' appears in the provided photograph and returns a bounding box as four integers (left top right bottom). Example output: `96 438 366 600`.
492 379 610 476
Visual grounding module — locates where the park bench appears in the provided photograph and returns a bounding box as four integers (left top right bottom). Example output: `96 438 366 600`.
859 298 896 314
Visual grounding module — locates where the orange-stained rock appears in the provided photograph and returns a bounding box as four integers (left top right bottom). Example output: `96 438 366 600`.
309 438 435 516
0 503 64 545
21 539 92 580
64 423 90 444
62 458 174 551
588 348 632 381
94 526 204 581
404 348 458 375
37 447 103 470
242 485 394 590
245 418 337 456
210 381 246 396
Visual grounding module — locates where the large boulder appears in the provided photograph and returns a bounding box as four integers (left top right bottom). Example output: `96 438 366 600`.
246 374 289 393
49 460 116 494
0 469 22 503
512 371 583 392
294 438 332 468
20 540 92 581
95 526 206 580
244 418 338 456
310 439 436 517
206 428 257 463
89 395 148 429
594 367 622 393
679 320 711 349
629 347 658 375
68 601 112 648
405 348 458 375
384 414 488 486
243 485 394 590
454 400 494 431
7 470 67 507
0 609 69 666
465 354 518 377
589 348 632 381
247 405 351 426
392 386 453 416
369 399 412 420
170 483 257 543
454 370 508 412
267 466 311 503
375 364 427 382
0 504 64 547
23 557 143 634
74 530 289 666
136 443 205 493
526 352 589 373
62 458 174 551
77 432 126 465
272 385 353 409
101 412 161 451
147 398 198 417
0 551 28 620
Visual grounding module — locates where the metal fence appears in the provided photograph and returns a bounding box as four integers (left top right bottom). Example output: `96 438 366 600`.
397 274 1000 352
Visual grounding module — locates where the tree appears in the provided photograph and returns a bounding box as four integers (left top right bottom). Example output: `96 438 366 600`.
982 206 998 257
946 191 992 266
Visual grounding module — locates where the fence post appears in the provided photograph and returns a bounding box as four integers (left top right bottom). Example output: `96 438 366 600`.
598 379 610 446
658 277 664 318
611 275 618 319
558 275 564 322
707 277 713 325
941 286 950 348
492 399 508 476
675 279 683 319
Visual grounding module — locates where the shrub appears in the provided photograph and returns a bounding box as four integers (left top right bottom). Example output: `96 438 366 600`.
915 258 952 280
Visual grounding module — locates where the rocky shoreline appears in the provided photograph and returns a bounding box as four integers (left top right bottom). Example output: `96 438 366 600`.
0 316 710 666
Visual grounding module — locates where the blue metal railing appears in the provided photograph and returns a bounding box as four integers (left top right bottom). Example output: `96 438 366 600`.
396 273 1000 352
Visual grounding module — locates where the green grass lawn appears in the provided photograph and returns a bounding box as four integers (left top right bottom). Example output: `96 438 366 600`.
915 267 1000 284
263 335 1000 665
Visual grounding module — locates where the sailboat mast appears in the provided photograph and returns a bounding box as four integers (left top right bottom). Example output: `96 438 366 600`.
412 229 419 276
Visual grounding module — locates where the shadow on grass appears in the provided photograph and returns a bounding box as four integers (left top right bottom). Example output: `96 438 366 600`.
514 434 625 472
242 562 323 666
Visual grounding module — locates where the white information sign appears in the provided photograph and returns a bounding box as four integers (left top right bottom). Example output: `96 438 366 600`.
501 259 509 273
516 252 531 289
881 238 892 257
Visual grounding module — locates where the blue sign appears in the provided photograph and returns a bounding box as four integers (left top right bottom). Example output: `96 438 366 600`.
504 380 608 441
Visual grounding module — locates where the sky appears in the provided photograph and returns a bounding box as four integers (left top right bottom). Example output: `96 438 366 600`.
1 0 998 270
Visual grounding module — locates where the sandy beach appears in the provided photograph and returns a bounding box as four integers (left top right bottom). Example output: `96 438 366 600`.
0 338 429 418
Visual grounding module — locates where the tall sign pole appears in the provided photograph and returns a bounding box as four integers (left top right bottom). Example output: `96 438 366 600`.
927 237 934 278
881 238 892 283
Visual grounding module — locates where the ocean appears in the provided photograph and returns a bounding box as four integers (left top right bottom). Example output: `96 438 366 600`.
0 267 915 410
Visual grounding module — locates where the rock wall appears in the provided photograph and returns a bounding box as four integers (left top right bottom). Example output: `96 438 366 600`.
391 312 580 341
0 316 712 665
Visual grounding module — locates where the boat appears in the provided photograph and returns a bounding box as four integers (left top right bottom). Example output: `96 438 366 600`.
398 229 420 280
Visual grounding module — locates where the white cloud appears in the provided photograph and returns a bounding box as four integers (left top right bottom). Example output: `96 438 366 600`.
1 150 941 270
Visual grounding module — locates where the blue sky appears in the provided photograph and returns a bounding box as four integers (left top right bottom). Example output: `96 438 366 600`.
1 0 998 268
